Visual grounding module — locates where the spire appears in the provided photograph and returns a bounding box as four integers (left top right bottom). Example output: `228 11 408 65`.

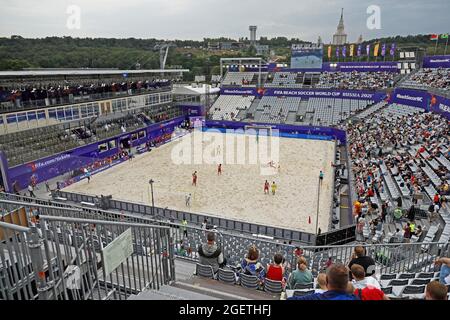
337 8 345 31
332 8 347 45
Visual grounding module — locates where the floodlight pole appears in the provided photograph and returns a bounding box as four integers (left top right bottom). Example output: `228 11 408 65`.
149 179 155 216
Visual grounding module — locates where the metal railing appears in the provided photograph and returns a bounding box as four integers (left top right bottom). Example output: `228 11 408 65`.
55 190 318 244
0 86 172 114
1 195 448 282
0 202 175 300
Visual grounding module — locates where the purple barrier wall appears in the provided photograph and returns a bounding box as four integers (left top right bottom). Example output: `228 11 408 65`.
431 95 450 119
5 116 185 192
220 88 258 95
390 88 429 109
180 105 205 116
389 88 450 119
422 55 450 68
205 120 347 145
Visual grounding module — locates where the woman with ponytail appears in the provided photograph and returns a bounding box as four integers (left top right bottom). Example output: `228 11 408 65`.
288 256 313 289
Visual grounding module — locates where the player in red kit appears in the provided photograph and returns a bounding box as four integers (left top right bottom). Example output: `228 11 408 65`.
217 164 222 175
192 171 198 186
264 180 269 194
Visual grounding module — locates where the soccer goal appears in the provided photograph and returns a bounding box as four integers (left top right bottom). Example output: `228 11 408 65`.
244 125 274 137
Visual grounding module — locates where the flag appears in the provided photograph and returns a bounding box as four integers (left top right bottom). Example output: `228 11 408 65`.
430 34 439 40
366 44 370 56
342 46 346 57
390 43 396 56
350 44 354 57
381 43 386 56
327 45 332 58
374 43 380 57
336 46 340 57
357 44 362 56
441 34 449 39
308 216 311 224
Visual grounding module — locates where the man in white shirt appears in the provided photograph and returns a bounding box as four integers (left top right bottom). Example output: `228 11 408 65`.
351 264 381 289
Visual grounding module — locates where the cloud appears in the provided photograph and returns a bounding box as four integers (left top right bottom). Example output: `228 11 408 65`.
0 0 448 41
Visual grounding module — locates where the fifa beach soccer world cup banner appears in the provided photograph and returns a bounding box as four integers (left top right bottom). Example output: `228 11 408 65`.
220 87 386 102
423 55 450 68
264 88 386 102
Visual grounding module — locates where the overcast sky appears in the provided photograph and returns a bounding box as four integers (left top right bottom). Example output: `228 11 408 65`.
0 0 449 43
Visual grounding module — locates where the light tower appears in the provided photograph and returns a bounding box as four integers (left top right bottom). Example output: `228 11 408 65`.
249 26 257 43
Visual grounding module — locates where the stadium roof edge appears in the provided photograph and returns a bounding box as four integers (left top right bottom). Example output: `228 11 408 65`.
0 69 190 77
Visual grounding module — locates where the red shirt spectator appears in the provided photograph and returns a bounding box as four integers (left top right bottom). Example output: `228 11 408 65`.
265 253 284 282
354 286 386 300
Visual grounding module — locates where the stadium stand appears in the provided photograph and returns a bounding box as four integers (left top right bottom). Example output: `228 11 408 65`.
209 95 255 121
221 72 258 87
0 79 172 112
317 71 396 90
348 103 450 247
0 194 448 300
0 105 182 167
401 68 450 92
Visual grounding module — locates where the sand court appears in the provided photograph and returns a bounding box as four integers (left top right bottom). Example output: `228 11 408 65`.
64 131 335 234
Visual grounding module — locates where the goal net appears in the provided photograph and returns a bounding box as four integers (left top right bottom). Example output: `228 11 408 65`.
244 125 273 137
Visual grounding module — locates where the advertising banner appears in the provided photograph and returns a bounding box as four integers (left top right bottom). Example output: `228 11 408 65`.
220 88 257 96
430 94 450 119
390 88 429 109
264 88 386 102
205 120 347 144
422 55 450 68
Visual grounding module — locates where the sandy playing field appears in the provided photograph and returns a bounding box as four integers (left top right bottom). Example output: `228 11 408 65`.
64 131 335 233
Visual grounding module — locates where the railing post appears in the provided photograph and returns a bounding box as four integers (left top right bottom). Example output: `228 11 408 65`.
28 226 54 300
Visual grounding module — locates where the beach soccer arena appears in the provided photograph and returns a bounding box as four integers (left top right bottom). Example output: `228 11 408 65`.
64 124 337 234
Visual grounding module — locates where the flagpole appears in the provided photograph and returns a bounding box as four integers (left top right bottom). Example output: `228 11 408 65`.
445 37 449 55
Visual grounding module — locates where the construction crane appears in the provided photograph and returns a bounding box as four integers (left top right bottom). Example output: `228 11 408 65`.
154 43 176 70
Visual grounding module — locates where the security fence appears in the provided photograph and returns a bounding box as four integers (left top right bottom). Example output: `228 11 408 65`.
0 204 174 300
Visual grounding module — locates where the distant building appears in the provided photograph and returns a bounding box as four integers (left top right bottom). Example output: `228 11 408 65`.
255 44 269 56
332 8 347 45
220 42 245 50
356 34 363 44
207 42 220 50
318 36 323 46
249 26 257 43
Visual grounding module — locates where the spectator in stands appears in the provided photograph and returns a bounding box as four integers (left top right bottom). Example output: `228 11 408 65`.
425 281 448 300
403 223 412 242
265 253 285 283
354 285 389 301
197 232 225 274
239 245 265 282
315 273 328 293
415 225 423 238
393 228 403 243
288 256 313 289
288 264 359 300
12 180 20 195
435 257 450 285
27 184 36 198
348 246 376 278
350 264 381 289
